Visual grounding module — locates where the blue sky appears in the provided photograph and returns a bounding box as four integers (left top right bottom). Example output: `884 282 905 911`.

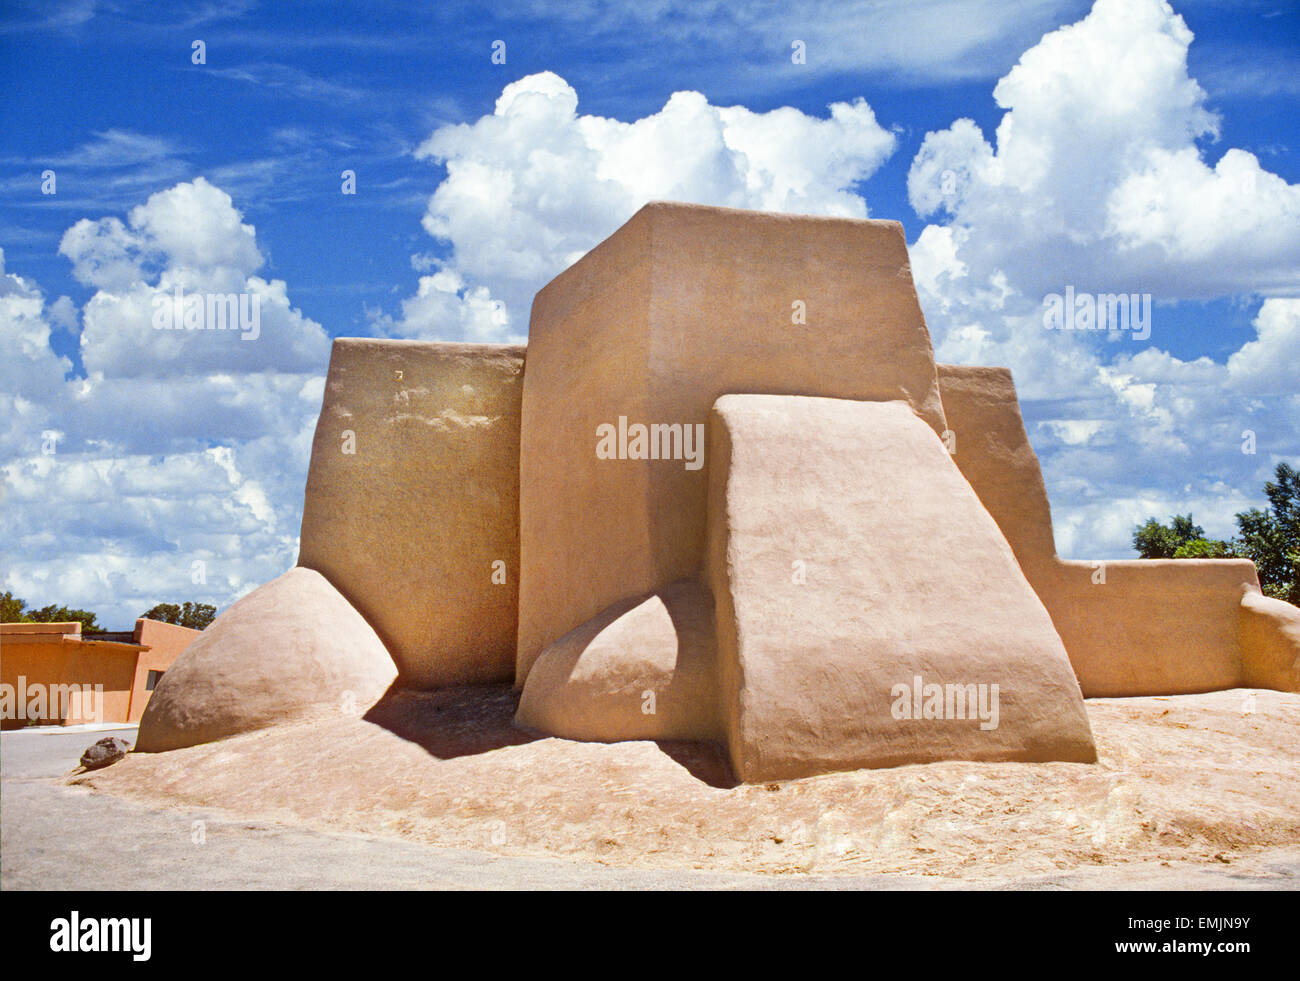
1 0 1297 628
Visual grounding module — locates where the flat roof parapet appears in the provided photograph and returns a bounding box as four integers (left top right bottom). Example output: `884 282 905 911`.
1 621 82 638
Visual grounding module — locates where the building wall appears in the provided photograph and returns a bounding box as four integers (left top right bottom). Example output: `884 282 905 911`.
298 339 524 689
1 624 136 727
62 643 138 724
1 619 200 727
2 633 69 729
129 619 202 721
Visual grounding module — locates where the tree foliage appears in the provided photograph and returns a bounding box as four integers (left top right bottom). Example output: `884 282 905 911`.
1234 462 1300 604
0 591 101 632
141 601 216 630
0 591 26 623
1131 513 1205 559
1132 462 1299 604
0 592 219 632
1172 538 1239 559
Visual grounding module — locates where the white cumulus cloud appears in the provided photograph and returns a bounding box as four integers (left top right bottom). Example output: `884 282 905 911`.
907 0 1300 558
2 180 330 628
907 0 1300 300
379 71 897 341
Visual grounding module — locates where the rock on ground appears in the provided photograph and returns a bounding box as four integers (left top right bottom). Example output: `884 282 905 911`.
79 737 130 770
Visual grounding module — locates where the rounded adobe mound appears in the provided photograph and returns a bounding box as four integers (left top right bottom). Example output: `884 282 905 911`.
135 568 397 752
516 579 721 742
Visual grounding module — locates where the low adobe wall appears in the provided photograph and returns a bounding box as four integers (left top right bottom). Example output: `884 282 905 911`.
935 363 1297 696
1040 559 1257 696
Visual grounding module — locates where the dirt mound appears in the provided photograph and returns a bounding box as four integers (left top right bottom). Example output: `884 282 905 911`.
82 687 1300 880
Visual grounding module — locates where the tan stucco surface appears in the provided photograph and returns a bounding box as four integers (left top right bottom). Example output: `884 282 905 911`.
517 201 946 685
1240 590 1300 692
929 365 1059 580
1039 560 1258 695
135 568 397 752
704 394 1096 782
298 338 524 688
516 578 720 742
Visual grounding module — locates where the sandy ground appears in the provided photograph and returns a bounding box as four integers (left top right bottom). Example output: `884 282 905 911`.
7 726 907 888
66 686 1300 885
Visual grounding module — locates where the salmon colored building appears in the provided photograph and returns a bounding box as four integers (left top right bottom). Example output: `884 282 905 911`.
0 619 200 729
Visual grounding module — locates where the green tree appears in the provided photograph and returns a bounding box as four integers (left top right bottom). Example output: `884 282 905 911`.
28 605 102 632
141 601 216 630
0 593 101 632
1234 462 1300 605
1132 463 1298 606
1131 513 1207 558
1172 538 1239 559
0 591 27 622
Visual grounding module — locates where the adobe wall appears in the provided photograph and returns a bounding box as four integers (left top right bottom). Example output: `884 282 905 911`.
298 338 525 688
935 363 1284 696
63 644 137 724
1042 559 1256 695
927 366 1058 581
0 621 201 727
517 201 947 685
2 637 72 728
0 629 135 727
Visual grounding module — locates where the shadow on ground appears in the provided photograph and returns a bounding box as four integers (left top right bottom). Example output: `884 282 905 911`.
363 683 738 788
